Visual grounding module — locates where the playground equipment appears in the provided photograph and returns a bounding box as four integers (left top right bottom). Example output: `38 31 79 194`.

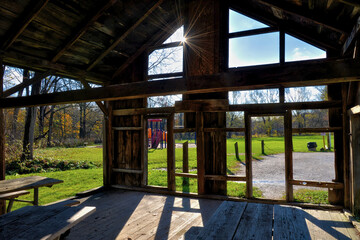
148 119 167 149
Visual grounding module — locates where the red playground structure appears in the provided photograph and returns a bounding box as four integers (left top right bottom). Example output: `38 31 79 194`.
148 119 167 149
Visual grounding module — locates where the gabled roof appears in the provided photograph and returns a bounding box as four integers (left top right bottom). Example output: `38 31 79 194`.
0 0 359 85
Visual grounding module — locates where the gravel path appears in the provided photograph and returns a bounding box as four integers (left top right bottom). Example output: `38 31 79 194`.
236 152 335 199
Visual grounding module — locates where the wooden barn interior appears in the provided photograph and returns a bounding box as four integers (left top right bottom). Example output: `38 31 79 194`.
1 0 360 239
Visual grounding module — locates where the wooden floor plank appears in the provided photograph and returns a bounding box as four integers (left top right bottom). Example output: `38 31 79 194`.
304 209 338 240
194 201 247 240
169 198 222 240
62 190 359 240
329 211 359 240
273 205 311 240
233 203 273 240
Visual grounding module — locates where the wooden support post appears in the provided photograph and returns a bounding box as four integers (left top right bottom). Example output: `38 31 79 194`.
103 102 113 187
141 115 148 186
33 188 39 206
183 141 189 173
235 142 240 161
245 112 252 198
284 110 294 202
328 84 344 205
279 87 285 103
196 112 205 195
167 114 175 191
350 109 360 216
0 59 5 215
342 83 351 208
261 140 265 155
183 141 189 185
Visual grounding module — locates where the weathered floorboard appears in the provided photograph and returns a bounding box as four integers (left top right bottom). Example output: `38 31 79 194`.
273 205 311 240
233 203 274 240
194 201 247 240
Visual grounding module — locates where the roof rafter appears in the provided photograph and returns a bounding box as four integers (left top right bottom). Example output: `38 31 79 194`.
86 0 164 71
51 0 117 63
3 51 109 84
1 0 49 51
259 0 348 35
2 58 360 109
342 16 360 55
339 0 360 8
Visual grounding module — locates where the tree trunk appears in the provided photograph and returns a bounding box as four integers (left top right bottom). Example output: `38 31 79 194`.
21 72 41 161
47 105 55 147
79 103 86 139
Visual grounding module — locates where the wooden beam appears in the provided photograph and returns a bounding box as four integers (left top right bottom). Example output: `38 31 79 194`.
87 0 163 71
1 59 360 109
79 78 108 116
342 16 360 55
3 51 109 84
259 0 347 35
1 0 49 51
112 18 182 79
51 0 117 62
290 179 344 189
3 70 53 98
228 27 278 38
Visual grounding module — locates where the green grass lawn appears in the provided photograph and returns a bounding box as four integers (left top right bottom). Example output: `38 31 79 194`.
34 146 103 164
5 135 332 210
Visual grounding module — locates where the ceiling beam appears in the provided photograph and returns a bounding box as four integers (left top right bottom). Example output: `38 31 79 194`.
86 0 164 71
112 18 182 79
339 0 360 8
51 0 117 63
1 0 49 51
259 0 348 35
1 58 360 109
342 16 360 55
3 70 53 98
3 51 109 84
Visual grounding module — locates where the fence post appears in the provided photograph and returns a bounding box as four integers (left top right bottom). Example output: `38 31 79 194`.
235 142 240 161
261 140 265 155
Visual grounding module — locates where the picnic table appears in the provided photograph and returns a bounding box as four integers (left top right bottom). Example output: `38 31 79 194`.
0 176 63 213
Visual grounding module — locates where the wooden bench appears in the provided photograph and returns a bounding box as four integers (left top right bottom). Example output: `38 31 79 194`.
0 200 96 240
0 190 30 213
